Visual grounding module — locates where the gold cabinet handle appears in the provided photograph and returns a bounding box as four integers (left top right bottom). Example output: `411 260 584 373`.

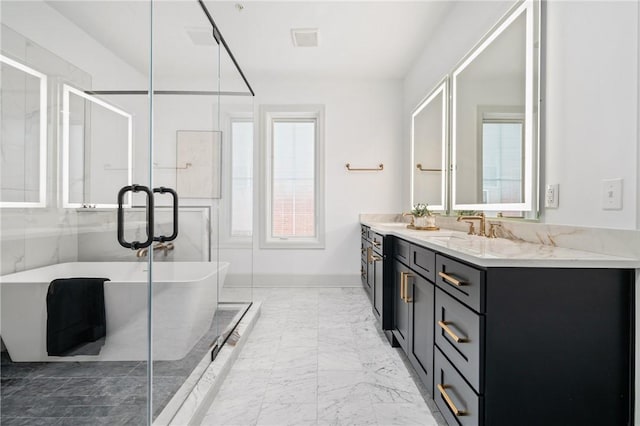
438 271 466 287
371 255 382 262
438 320 467 343
404 273 413 303
372 240 381 247
437 384 466 416
367 247 373 264
400 272 413 303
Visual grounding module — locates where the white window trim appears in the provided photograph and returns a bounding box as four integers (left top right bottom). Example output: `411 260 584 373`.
259 105 325 249
220 112 254 248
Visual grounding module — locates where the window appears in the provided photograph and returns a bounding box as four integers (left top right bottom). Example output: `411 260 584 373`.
230 120 253 237
260 105 324 249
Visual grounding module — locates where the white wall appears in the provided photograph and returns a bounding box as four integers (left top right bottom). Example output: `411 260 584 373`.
543 0 639 229
250 76 403 284
402 0 640 230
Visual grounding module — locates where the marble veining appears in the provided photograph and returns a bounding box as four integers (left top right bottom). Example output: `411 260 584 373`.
362 218 640 268
200 287 445 426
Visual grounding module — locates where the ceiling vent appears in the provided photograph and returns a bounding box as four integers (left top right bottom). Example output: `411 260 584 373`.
291 28 319 47
186 28 216 46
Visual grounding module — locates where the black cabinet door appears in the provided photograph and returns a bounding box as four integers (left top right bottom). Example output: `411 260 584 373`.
408 273 435 396
393 260 409 351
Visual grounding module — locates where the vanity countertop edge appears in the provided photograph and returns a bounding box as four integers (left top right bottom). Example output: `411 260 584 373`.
361 221 640 269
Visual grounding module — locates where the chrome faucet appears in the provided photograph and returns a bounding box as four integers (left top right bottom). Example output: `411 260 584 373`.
136 242 175 258
457 213 486 237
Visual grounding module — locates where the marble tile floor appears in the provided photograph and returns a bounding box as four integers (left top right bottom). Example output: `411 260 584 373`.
202 287 447 426
0 306 243 426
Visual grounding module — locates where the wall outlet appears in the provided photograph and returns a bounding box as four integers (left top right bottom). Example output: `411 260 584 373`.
545 184 559 208
602 178 623 210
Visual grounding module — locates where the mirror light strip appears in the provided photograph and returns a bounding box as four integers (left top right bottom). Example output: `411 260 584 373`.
452 0 535 212
0 54 48 208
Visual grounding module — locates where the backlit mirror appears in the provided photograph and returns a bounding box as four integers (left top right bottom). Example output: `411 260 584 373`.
62 84 132 208
0 54 47 208
411 78 447 211
452 0 539 215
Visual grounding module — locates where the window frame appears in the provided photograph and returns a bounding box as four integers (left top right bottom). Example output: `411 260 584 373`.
259 105 325 249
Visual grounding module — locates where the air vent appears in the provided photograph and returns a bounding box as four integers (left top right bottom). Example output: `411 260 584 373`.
186 28 215 46
291 28 319 47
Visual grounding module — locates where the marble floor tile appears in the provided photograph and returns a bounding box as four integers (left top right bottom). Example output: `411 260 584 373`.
200 394 263 426
262 368 317 404
256 403 317 426
318 344 362 371
272 346 318 371
202 287 446 426
317 397 378 426
372 402 439 426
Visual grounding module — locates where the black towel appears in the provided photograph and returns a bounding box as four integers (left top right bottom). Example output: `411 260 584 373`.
46 277 109 356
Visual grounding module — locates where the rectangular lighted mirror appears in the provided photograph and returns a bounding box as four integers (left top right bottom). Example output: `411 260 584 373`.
411 77 447 211
452 0 539 215
62 84 132 208
0 54 47 208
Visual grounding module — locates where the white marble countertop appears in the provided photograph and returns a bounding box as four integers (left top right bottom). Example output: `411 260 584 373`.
362 221 640 268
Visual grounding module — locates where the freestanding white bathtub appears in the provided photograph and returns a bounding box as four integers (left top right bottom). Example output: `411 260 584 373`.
0 261 229 362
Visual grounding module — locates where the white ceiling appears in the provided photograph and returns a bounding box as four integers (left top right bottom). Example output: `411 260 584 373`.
46 1 454 84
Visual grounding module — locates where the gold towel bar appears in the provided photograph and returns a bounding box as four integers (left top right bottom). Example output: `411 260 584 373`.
345 163 384 171
416 163 441 172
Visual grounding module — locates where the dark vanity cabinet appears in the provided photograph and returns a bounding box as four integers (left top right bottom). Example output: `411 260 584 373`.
360 225 394 332
393 238 435 395
385 235 634 426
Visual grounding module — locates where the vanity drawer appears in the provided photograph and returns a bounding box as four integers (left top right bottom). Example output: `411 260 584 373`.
395 238 411 265
435 346 481 426
410 245 435 282
436 254 484 312
361 225 370 240
435 287 483 393
361 238 368 263
371 232 384 255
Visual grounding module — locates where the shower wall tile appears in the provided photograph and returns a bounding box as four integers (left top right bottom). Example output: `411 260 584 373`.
76 207 209 262
1 208 79 275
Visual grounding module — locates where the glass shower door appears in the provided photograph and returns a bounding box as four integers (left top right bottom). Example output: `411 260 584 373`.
1 1 153 424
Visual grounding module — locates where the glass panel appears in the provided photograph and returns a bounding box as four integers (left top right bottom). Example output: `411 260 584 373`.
231 120 254 237
272 121 316 238
1 1 151 424
482 121 523 204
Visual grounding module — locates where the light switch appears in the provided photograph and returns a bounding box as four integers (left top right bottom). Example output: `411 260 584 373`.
602 178 623 210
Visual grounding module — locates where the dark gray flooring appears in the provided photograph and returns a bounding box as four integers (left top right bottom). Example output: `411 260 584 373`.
1 306 243 426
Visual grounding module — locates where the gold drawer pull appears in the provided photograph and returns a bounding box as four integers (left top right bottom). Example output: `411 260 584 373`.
400 272 407 301
439 271 466 287
437 384 466 416
438 320 467 343
372 240 381 247
371 255 382 262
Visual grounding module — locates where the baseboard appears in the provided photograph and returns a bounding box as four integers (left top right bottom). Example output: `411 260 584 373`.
224 273 361 288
